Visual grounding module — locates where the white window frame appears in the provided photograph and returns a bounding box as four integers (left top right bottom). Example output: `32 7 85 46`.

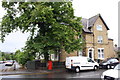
51 54 59 61
78 50 83 56
97 36 103 43
51 54 54 61
96 25 102 31
98 48 104 59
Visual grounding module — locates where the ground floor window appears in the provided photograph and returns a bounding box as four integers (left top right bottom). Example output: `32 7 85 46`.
78 51 83 56
51 54 59 61
98 48 104 59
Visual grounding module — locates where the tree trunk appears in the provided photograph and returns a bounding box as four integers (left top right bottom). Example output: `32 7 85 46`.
43 48 49 62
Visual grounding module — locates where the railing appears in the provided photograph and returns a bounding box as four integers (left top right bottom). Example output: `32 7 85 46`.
26 60 65 70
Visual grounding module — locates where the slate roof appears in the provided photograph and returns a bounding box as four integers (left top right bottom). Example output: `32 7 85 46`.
108 38 113 41
81 14 109 33
118 47 120 51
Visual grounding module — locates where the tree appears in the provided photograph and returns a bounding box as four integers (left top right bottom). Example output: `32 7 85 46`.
4 53 11 60
0 52 15 60
1 2 83 62
117 51 120 58
1 52 5 61
14 50 34 66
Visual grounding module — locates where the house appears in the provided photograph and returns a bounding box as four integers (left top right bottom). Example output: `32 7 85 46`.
36 14 116 62
59 14 116 62
114 45 120 60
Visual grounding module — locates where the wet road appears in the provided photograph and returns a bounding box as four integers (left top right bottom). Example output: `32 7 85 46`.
0 69 106 80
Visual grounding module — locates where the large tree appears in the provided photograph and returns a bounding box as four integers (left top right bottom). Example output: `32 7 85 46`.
1 1 83 62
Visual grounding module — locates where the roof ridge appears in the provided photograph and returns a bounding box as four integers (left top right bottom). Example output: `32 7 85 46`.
88 14 100 20
81 18 88 20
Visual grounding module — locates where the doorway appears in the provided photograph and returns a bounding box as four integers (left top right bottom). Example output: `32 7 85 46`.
88 48 94 60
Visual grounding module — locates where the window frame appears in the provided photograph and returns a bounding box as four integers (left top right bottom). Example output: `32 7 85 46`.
97 36 103 43
98 48 104 59
96 25 102 31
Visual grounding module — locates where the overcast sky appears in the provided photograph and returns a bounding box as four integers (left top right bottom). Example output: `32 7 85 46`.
0 0 119 52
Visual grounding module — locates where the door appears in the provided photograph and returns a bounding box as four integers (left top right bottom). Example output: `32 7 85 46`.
87 58 95 69
88 48 94 60
89 50 92 58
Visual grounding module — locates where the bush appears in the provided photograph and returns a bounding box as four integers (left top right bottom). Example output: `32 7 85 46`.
15 50 35 67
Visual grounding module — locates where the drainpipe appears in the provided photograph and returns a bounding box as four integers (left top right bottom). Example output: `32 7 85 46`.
92 24 95 60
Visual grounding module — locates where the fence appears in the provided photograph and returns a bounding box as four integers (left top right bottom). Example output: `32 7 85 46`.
26 60 65 70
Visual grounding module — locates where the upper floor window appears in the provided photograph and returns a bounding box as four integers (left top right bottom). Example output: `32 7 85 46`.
98 36 103 43
96 25 102 31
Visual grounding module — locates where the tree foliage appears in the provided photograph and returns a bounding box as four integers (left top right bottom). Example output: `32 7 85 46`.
0 52 14 61
14 50 35 66
1 2 83 62
117 51 120 58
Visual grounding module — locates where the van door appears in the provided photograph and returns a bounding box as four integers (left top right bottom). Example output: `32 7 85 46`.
86 58 95 69
80 58 89 70
66 57 71 69
80 58 93 70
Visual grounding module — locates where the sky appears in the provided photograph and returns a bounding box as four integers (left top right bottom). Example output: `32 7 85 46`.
0 0 119 52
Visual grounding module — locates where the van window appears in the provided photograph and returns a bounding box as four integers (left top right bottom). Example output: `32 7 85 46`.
87 58 94 63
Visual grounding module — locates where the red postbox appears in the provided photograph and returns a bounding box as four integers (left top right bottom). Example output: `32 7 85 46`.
47 60 52 70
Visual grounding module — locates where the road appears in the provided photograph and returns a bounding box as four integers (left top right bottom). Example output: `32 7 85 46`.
0 69 106 80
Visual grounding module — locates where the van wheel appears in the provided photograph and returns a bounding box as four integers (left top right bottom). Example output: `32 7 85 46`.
94 66 98 71
75 67 80 73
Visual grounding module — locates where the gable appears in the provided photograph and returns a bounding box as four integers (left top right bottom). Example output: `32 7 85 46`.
81 14 109 33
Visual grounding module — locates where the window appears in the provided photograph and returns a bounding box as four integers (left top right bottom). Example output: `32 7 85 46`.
96 25 102 31
51 54 58 61
108 59 119 63
54 53 58 60
98 36 103 43
79 51 83 56
87 58 94 63
98 48 104 59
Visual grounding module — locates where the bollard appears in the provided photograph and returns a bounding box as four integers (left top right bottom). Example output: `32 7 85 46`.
13 63 16 70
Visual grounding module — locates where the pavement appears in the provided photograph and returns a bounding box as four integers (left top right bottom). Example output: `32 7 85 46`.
0 68 66 76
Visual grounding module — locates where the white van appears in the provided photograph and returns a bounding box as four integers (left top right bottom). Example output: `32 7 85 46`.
65 56 99 72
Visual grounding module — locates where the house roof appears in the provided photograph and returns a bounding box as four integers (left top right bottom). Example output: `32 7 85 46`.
81 14 109 33
115 47 120 52
108 38 113 41
118 47 120 51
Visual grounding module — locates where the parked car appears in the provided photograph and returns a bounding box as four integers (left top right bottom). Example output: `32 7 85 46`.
0 61 4 64
101 63 120 80
99 58 119 69
65 56 99 73
5 60 14 66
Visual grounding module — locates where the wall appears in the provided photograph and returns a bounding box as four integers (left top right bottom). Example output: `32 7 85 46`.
59 50 78 62
108 39 116 58
92 17 109 60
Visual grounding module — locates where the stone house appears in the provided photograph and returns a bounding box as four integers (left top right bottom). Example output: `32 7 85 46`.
58 14 116 62
37 14 116 62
